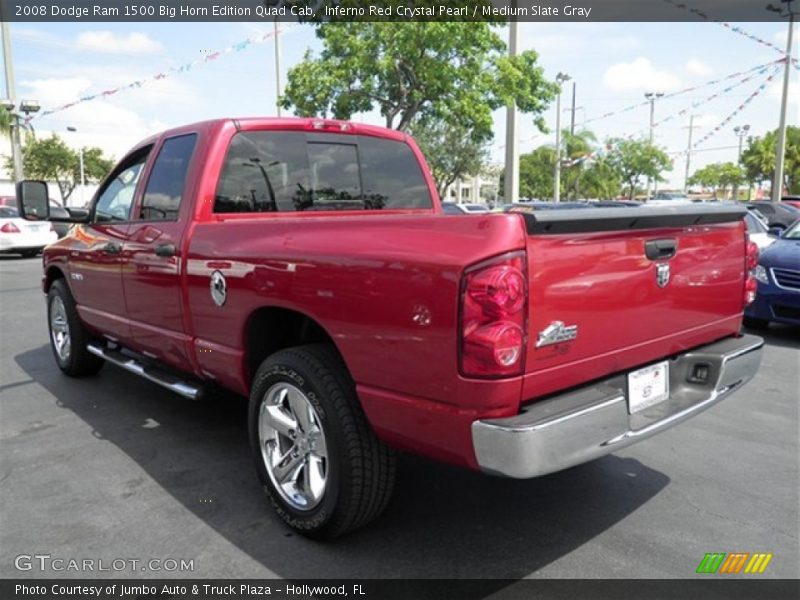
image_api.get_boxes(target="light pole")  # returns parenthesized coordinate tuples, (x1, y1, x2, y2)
(683, 114, 701, 193)
(66, 127, 85, 207)
(554, 72, 571, 203)
(733, 124, 750, 201)
(1, 97, 40, 182)
(504, 19, 519, 204)
(569, 81, 577, 136)
(767, 0, 797, 201)
(274, 19, 282, 117)
(644, 91, 664, 201)
(1, 20, 22, 183)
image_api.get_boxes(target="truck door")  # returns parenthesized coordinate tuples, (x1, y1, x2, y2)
(68, 147, 151, 343)
(123, 133, 198, 373)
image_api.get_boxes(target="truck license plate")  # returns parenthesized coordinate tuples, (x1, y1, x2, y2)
(627, 361, 669, 414)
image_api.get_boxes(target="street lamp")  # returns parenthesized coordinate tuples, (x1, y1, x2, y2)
(733, 124, 751, 160)
(554, 72, 571, 203)
(767, 0, 796, 201)
(644, 91, 664, 201)
(0, 98, 40, 183)
(733, 124, 751, 201)
(66, 127, 85, 207)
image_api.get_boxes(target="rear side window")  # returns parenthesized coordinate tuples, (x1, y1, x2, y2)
(140, 134, 197, 221)
(214, 131, 432, 213)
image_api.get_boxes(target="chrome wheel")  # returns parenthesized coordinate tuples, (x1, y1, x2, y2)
(258, 382, 328, 511)
(50, 296, 71, 363)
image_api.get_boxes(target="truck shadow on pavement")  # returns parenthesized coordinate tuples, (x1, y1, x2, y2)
(743, 323, 800, 350)
(16, 344, 670, 580)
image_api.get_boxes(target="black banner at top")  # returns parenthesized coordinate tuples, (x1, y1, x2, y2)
(0, 0, 797, 22)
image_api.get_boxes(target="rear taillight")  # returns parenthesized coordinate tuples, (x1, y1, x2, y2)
(460, 252, 527, 378)
(0, 222, 20, 233)
(743, 237, 759, 306)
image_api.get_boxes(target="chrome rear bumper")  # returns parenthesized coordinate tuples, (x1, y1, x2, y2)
(472, 334, 764, 479)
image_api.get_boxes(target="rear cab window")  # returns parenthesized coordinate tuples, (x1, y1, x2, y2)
(214, 131, 432, 213)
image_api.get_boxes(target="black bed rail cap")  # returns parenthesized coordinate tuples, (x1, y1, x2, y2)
(516, 204, 748, 235)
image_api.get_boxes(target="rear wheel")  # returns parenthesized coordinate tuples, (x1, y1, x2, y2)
(743, 316, 770, 330)
(248, 344, 395, 538)
(47, 280, 105, 376)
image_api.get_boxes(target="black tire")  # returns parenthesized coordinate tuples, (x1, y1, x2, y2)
(47, 279, 105, 377)
(248, 344, 395, 539)
(743, 316, 770, 330)
(20, 249, 39, 258)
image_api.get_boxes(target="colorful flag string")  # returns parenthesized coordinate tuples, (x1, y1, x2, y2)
(583, 60, 783, 126)
(29, 25, 293, 122)
(661, 0, 789, 57)
(691, 66, 781, 149)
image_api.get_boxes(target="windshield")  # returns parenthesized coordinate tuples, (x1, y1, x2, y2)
(745, 213, 767, 234)
(782, 220, 800, 239)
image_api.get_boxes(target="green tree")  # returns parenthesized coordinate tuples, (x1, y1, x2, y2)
(410, 119, 488, 197)
(281, 23, 557, 143)
(606, 138, 673, 200)
(688, 162, 745, 199)
(741, 126, 800, 194)
(0, 107, 12, 138)
(561, 129, 598, 200)
(581, 157, 623, 200)
(4, 134, 114, 202)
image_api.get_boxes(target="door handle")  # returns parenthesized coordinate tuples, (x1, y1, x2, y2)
(103, 242, 122, 255)
(645, 239, 677, 260)
(154, 243, 176, 258)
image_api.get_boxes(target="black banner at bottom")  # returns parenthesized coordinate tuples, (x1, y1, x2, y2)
(3, 579, 799, 600)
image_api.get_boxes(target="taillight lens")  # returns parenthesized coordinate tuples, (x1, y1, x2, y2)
(460, 252, 527, 378)
(0, 222, 20, 233)
(743, 236, 759, 306)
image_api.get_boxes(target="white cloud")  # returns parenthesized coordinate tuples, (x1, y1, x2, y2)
(602, 58, 682, 93)
(686, 58, 713, 77)
(75, 31, 163, 55)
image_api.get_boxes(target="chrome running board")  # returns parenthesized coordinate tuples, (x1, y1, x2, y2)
(86, 343, 204, 400)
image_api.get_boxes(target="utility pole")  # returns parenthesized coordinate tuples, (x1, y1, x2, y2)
(569, 81, 577, 136)
(554, 72, 571, 203)
(66, 127, 85, 207)
(683, 115, 700, 193)
(274, 19, 282, 117)
(1, 20, 22, 183)
(644, 91, 664, 201)
(504, 20, 519, 204)
(767, 0, 797, 201)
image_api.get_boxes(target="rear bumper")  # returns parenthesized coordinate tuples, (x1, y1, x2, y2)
(472, 334, 763, 478)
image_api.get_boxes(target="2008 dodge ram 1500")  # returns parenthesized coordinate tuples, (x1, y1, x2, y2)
(17, 117, 764, 538)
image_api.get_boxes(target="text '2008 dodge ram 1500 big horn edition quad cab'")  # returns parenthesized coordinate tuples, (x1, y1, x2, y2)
(18, 117, 764, 538)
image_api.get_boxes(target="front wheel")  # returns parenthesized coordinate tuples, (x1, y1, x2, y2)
(47, 280, 105, 376)
(248, 344, 396, 538)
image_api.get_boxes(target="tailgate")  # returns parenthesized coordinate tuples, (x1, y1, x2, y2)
(517, 205, 748, 400)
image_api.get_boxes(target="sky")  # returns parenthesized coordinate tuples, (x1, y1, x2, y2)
(2, 20, 798, 191)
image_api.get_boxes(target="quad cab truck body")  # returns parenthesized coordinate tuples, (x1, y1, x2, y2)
(18, 118, 764, 537)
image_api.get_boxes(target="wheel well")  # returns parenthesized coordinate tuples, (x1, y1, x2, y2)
(44, 266, 65, 292)
(245, 307, 339, 380)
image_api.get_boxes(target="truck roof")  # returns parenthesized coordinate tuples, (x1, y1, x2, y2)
(129, 117, 407, 156)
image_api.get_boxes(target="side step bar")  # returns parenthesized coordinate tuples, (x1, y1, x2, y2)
(87, 343, 204, 400)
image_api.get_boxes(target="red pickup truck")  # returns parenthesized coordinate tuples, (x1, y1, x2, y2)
(18, 117, 763, 538)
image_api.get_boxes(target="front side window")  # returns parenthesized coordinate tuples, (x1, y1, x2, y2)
(214, 132, 432, 213)
(140, 134, 197, 221)
(93, 149, 150, 223)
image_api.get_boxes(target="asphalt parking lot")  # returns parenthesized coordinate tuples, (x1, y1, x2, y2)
(1, 255, 798, 582)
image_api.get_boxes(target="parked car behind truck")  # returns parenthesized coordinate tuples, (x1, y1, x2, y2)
(18, 117, 764, 538)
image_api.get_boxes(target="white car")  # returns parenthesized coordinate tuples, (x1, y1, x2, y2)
(0, 206, 58, 257)
(744, 211, 776, 251)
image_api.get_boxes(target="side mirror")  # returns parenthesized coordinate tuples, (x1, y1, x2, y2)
(16, 180, 49, 220)
(767, 226, 783, 237)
